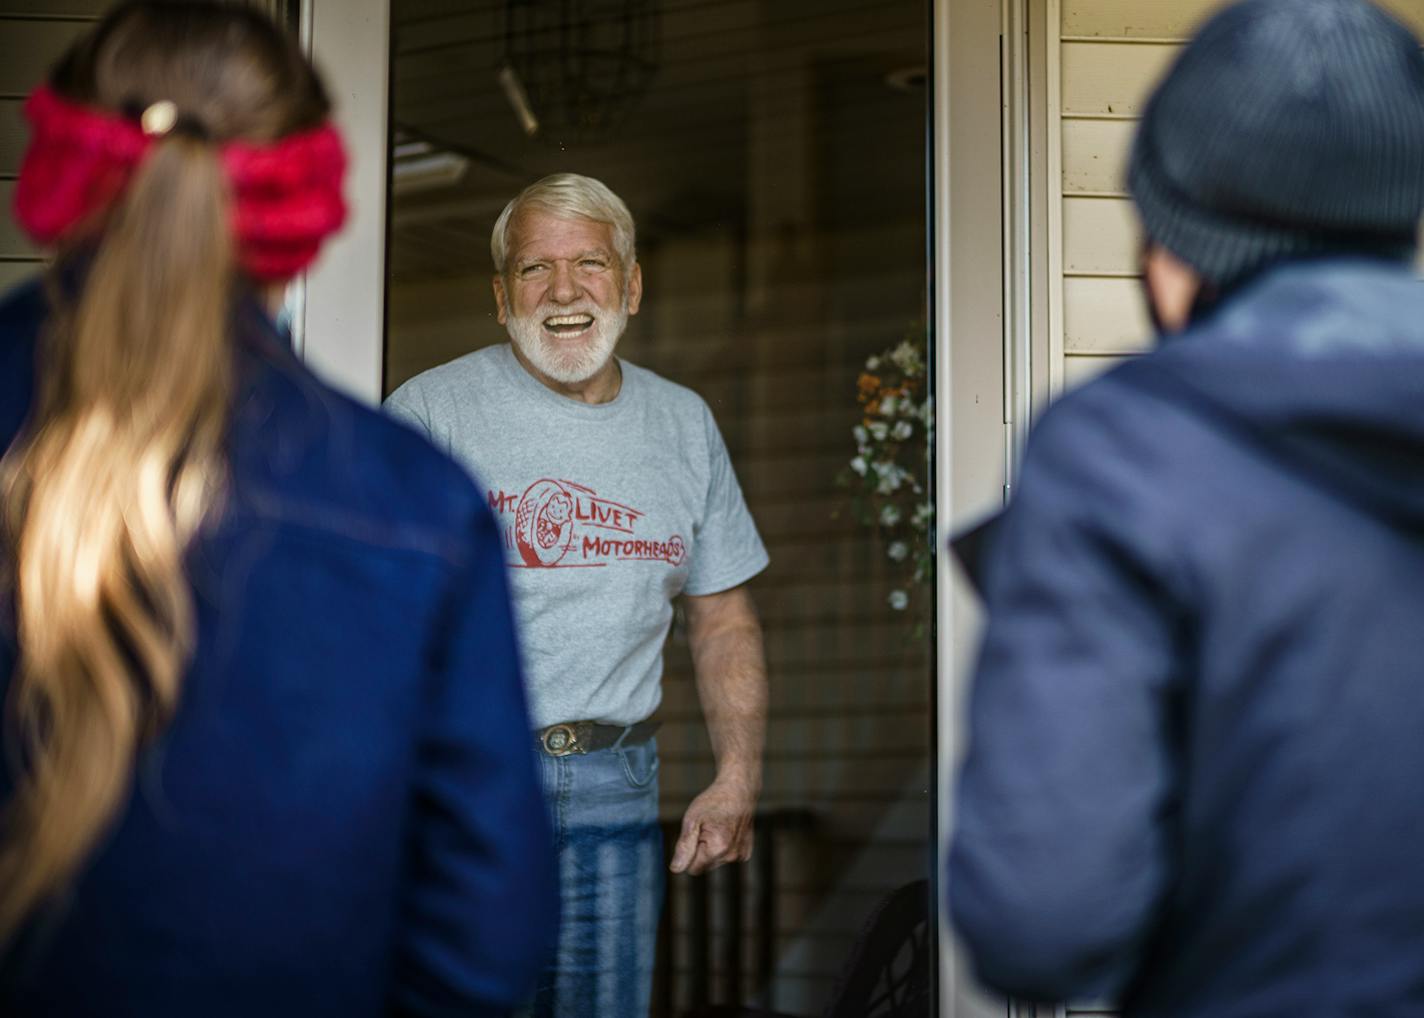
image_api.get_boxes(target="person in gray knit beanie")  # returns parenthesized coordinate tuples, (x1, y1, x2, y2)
(1129, 0, 1424, 330)
(951, 1, 1424, 1015)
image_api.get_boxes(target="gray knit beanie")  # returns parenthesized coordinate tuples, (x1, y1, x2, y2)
(1128, 0, 1424, 287)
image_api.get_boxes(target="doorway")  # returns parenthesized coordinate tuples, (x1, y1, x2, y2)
(385, 1, 933, 1013)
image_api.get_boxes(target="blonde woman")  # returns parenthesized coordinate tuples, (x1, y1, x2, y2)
(0, 4, 555, 1015)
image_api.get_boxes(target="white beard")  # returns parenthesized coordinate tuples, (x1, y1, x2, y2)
(506, 298, 628, 385)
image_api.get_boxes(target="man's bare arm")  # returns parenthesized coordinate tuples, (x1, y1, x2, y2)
(669, 584, 768, 875)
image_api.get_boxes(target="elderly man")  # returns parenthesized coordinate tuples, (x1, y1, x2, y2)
(950, 0, 1424, 1014)
(385, 173, 768, 1018)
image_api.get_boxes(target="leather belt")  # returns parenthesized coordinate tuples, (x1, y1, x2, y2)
(534, 718, 661, 758)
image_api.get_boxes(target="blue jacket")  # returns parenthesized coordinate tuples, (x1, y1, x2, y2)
(950, 259, 1424, 1016)
(0, 277, 557, 1017)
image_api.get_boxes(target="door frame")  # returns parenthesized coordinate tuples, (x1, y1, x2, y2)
(932, 0, 1012, 1013)
(298, 1, 1014, 1013)
(295, 0, 390, 403)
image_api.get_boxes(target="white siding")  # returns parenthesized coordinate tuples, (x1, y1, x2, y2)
(1049, 0, 1167, 397)
(1049, 0, 1424, 398)
(1060, 41, 1177, 116)
(1061, 118, 1133, 195)
(1062, 196, 1138, 275)
(1063, 277, 1151, 355)
(1062, 0, 1223, 38)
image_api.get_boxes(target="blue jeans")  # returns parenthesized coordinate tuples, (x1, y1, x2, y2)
(528, 735, 664, 1018)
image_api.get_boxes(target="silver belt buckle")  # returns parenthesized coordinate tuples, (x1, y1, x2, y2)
(542, 723, 582, 757)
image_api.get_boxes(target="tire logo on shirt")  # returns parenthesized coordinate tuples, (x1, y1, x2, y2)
(514, 479, 577, 567)
(496, 478, 686, 569)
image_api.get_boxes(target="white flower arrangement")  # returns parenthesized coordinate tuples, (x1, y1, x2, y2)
(840, 323, 935, 615)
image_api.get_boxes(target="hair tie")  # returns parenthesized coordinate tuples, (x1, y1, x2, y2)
(119, 97, 213, 142)
(13, 85, 347, 281)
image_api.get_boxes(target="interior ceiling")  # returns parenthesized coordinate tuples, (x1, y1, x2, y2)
(389, 0, 926, 282)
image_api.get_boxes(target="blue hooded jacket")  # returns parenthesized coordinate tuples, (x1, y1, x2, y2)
(950, 258, 1424, 1016)
(0, 277, 558, 1017)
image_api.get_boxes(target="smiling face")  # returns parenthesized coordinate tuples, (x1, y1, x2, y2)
(493, 208, 643, 398)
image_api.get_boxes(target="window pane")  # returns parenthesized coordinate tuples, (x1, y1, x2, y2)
(386, 1, 931, 1012)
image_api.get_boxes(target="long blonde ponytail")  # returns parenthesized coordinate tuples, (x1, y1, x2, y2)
(0, 1, 331, 939)
(0, 133, 233, 939)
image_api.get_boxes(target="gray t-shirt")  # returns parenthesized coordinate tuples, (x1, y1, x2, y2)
(384, 343, 769, 728)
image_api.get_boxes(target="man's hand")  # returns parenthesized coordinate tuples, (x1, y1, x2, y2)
(674, 585, 768, 876)
(669, 777, 757, 875)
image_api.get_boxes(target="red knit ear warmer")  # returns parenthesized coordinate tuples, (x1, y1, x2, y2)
(13, 86, 348, 282)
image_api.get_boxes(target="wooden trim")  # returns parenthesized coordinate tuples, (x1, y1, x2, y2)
(936, 0, 1015, 1012)
(1026, 0, 1054, 416)
(1002, 0, 1033, 475)
(1046, 0, 1065, 399)
(931, 1, 954, 1010)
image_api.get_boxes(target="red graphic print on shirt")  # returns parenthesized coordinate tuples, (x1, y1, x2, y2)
(489, 478, 687, 569)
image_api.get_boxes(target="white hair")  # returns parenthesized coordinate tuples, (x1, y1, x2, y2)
(490, 173, 637, 275)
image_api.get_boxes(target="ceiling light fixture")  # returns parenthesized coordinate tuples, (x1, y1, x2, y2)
(501, 0, 660, 143)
